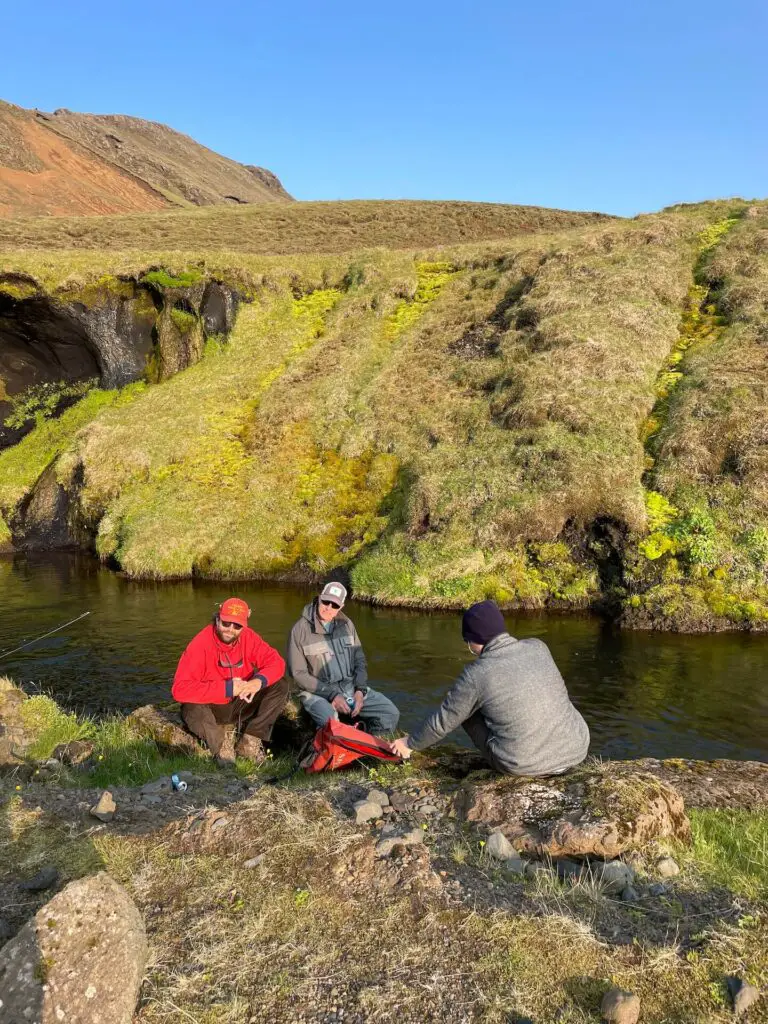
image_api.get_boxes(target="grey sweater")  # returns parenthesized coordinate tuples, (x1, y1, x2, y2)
(408, 633, 590, 776)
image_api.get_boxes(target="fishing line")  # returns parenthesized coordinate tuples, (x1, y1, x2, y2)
(0, 611, 91, 660)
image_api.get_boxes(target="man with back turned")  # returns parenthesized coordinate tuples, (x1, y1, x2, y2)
(391, 600, 589, 775)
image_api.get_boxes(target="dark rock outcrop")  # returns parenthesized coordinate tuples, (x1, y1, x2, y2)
(0, 872, 147, 1024)
(0, 274, 241, 451)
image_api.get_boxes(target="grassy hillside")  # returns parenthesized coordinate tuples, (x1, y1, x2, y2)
(0, 199, 611, 254)
(1, 198, 767, 631)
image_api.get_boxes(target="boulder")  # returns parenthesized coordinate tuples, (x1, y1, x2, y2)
(0, 872, 147, 1024)
(454, 766, 691, 859)
(625, 758, 768, 811)
(601, 987, 640, 1024)
(126, 703, 202, 756)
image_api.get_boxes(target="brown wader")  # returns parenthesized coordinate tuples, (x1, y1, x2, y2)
(181, 677, 289, 755)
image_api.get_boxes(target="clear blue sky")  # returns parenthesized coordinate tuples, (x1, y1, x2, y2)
(3, 0, 765, 216)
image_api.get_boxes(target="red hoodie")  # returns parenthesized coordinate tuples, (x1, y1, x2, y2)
(172, 624, 286, 705)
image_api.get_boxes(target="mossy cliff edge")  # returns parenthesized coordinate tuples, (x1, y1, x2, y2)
(1, 200, 767, 630)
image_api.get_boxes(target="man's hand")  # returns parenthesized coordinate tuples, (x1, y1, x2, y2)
(390, 736, 413, 760)
(350, 689, 365, 718)
(233, 678, 263, 703)
(331, 694, 350, 716)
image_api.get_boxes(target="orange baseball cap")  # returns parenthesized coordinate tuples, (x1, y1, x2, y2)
(219, 597, 251, 627)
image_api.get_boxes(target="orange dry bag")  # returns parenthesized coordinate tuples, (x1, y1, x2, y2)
(303, 718, 403, 773)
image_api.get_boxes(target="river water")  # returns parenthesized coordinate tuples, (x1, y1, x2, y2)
(1, 554, 766, 762)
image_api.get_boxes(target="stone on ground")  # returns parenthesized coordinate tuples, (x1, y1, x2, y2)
(655, 855, 680, 878)
(354, 800, 383, 824)
(90, 790, 117, 822)
(0, 872, 147, 1024)
(455, 766, 691, 858)
(367, 788, 390, 807)
(19, 865, 59, 892)
(593, 860, 635, 894)
(486, 830, 516, 861)
(375, 828, 425, 858)
(601, 987, 641, 1024)
(51, 739, 94, 765)
(727, 976, 762, 1016)
(127, 703, 202, 755)
(503, 853, 526, 875)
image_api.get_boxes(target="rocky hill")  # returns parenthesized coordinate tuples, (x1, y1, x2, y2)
(0, 99, 291, 217)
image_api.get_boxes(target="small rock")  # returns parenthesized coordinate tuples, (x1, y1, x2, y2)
(375, 828, 425, 858)
(211, 816, 229, 831)
(555, 857, 583, 881)
(243, 854, 265, 869)
(417, 803, 439, 817)
(525, 860, 553, 879)
(139, 794, 163, 807)
(648, 882, 667, 896)
(486, 831, 516, 861)
(0, 918, 13, 942)
(354, 800, 383, 824)
(620, 885, 639, 903)
(52, 739, 94, 765)
(89, 790, 116, 822)
(594, 860, 635, 894)
(367, 789, 390, 807)
(503, 853, 526, 875)
(140, 777, 173, 796)
(19, 865, 59, 892)
(727, 976, 762, 1015)
(389, 792, 414, 812)
(656, 856, 680, 878)
(601, 987, 640, 1024)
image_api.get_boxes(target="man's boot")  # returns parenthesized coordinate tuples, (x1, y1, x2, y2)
(216, 726, 237, 767)
(235, 733, 266, 764)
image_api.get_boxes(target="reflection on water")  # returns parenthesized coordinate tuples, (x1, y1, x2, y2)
(1, 554, 766, 762)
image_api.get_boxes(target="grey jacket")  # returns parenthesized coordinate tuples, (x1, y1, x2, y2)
(286, 601, 368, 701)
(408, 633, 590, 776)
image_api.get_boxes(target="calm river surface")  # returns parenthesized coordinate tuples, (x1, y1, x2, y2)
(1, 554, 766, 762)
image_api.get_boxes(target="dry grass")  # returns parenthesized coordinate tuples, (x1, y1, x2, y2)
(2, 782, 766, 1023)
(0, 199, 612, 254)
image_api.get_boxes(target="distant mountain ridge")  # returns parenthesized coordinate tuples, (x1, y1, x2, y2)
(0, 100, 291, 217)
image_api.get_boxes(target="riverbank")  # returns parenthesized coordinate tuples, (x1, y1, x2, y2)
(2, 679, 767, 1022)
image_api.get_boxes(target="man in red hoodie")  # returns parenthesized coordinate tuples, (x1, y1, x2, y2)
(172, 597, 288, 765)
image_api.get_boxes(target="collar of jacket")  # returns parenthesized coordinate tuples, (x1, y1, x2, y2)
(479, 632, 517, 655)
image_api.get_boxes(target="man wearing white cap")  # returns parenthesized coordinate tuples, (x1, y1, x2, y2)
(286, 577, 400, 734)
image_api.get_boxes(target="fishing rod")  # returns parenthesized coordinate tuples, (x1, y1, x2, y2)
(0, 611, 91, 661)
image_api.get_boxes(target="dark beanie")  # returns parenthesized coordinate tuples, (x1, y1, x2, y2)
(461, 600, 506, 646)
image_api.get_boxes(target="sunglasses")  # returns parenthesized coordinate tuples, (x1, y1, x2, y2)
(219, 619, 244, 630)
(320, 600, 341, 610)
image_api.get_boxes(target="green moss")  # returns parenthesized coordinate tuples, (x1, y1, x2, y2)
(56, 275, 136, 307)
(140, 268, 203, 289)
(384, 262, 457, 340)
(0, 279, 38, 301)
(0, 383, 146, 513)
(169, 308, 198, 334)
(3, 378, 98, 430)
